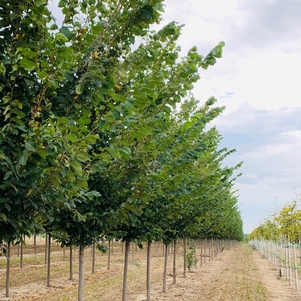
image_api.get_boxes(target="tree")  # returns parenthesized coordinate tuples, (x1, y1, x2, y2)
(1, 1, 244, 300)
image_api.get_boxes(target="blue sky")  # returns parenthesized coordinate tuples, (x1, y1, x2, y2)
(160, 0, 301, 233)
(48, 0, 301, 233)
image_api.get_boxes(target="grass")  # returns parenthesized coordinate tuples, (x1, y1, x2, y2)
(256, 283, 267, 301)
(241, 244, 267, 301)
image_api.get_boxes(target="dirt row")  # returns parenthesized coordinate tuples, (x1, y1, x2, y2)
(1, 243, 301, 300)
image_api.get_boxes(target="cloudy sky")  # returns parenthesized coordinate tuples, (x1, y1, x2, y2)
(161, 0, 301, 233)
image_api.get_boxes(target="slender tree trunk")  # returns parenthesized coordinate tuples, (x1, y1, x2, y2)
(34, 234, 37, 255)
(5, 241, 10, 297)
(69, 245, 73, 280)
(288, 243, 292, 285)
(173, 240, 177, 284)
(204, 238, 207, 264)
(46, 233, 51, 287)
(122, 239, 130, 301)
(44, 233, 47, 265)
(132, 242, 134, 262)
(163, 244, 169, 293)
(78, 245, 85, 301)
(183, 237, 187, 278)
(146, 241, 151, 301)
(200, 239, 203, 266)
(20, 235, 23, 268)
(107, 240, 111, 270)
(208, 238, 211, 261)
(293, 243, 299, 290)
(92, 242, 95, 274)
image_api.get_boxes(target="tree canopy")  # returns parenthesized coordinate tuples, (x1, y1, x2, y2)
(0, 0, 244, 248)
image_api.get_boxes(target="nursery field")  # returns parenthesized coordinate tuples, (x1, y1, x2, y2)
(1, 239, 301, 301)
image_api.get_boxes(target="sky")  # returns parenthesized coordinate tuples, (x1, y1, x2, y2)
(48, 0, 301, 234)
(160, 0, 301, 233)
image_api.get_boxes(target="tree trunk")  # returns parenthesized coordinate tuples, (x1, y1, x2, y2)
(173, 240, 177, 284)
(132, 242, 134, 262)
(122, 239, 130, 301)
(20, 236, 23, 268)
(293, 243, 299, 290)
(78, 245, 85, 301)
(44, 233, 47, 265)
(287, 243, 292, 285)
(69, 245, 73, 280)
(163, 244, 169, 293)
(107, 240, 111, 270)
(183, 237, 187, 278)
(34, 234, 37, 255)
(5, 241, 10, 297)
(46, 233, 51, 287)
(204, 238, 207, 264)
(146, 241, 151, 301)
(92, 242, 95, 274)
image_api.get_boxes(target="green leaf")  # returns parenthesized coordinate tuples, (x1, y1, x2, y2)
(119, 147, 131, 159)
(19, 150, 28, 166)
(25, 142, 36, 152)
(184, 82, 194, 90)
(60, 26, 72, 38)
(112, 94, 126, 103)
(4, 202, 11, 211)
(76, 84, 84, 95)
(50, 172, 60, 189)
(35, 0, 47, 6)
(36, 147, 47, 158)
(70, 160, 83, 176)
(4, 171, 13, 180)
(20, 58, 36, 71)
(75, 151, 89, 162)
(57, 117, 69, 124)
(77, 179, 88, 189)
(85, 134, 99, 144)
(0, 212, 7, 222)
(133, 91, 148, 103)
(65, 170, 76, 182)
(66, 133, 78, 143)
(142, 125, 152, 135)
(21, 48, 38, 58)
(0, 63, 6, 74)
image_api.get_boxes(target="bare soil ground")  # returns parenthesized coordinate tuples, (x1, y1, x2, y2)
(1, 242, 301, 301)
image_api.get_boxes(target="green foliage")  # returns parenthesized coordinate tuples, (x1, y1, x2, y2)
(185, 243, 198, 271)
(0, 0, 243, 254)
(248, 197, 301, 243)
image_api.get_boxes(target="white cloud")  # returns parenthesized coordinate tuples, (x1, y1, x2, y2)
(242, 144, 290, 159)
(280, 130, 301, 140)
